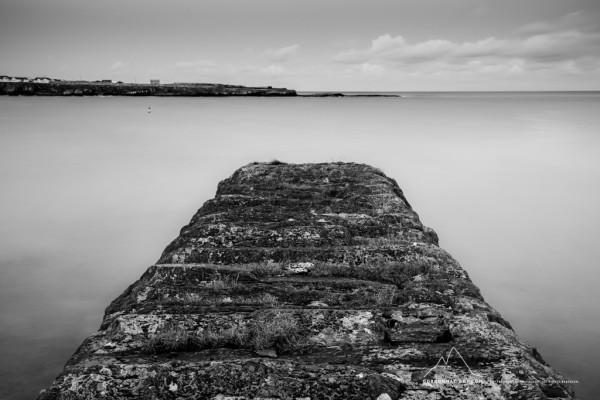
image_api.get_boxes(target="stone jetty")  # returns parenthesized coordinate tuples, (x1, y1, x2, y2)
(39, 162, 574, 399)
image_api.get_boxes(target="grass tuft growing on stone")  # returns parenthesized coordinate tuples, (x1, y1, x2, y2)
(370, 285, 397, 307)
(308, 258, 435, 286)
(143, 312, 311, 355)
(247, 312, 310, 353)
(206, 271, 240, 288)
(268, 159, 286, 165)
(246, 261, 285, 277)
(144, 324, 197, 353)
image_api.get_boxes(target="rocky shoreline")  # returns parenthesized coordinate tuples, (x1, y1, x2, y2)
(300, 93, 400, 97)
(38, 162, 574, 399)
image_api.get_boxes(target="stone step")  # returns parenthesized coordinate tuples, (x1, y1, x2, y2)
(158, 242, 443, 264)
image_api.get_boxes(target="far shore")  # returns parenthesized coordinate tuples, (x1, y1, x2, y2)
(0, 76, 401, 98)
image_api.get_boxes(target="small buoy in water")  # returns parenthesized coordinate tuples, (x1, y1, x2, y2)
(147, 106, 151, 113)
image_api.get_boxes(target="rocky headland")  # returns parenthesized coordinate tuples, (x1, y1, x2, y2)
(0, 79, 296, 97)
(39, 162, 574, 399)
(0, 76, 402, 97)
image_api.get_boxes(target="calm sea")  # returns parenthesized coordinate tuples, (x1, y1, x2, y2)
(1, 93, 599, 399)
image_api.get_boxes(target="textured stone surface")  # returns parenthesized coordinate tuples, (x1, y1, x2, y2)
(39, 162, 574, 399)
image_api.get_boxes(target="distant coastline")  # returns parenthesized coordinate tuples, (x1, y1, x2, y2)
(0, 76, 296, 97)
(0, 75, 407, 98)
(1, 77, 593, 98)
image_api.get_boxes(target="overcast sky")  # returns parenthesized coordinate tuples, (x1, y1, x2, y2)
(1, 0, 599, 90)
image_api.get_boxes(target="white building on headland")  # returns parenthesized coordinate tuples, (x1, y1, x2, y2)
(0, 76, 52, 83)
(0, 76, 29, 82)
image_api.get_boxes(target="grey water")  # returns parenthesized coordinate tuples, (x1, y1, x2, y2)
(1, 92, 599, 399)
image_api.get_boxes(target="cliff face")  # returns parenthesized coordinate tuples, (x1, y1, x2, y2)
(0, 82, 296, 96)
(39, 162, 574, 399)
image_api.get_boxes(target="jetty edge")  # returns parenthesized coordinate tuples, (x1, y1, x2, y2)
(38, 161, 575, 399)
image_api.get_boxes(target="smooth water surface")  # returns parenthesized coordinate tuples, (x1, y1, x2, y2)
(1, 93, 599, 399)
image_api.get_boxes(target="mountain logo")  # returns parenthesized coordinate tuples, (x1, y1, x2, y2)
(423, 347, 482, 378)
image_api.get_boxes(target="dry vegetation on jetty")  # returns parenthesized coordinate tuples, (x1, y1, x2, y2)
(39, 162, 574, 399)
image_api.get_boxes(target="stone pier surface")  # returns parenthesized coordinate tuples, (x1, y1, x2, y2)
(39, 162, 574, 399)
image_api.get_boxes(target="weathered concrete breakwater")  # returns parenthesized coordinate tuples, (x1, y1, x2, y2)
(39, 162, 574, 399)
(0, 81, 296, 96)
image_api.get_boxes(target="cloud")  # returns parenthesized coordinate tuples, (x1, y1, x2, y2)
(151, 59, 296, 87)
(159, 60, 234, 82)
(173, 60, 215, 69)
(335, 32, 600, 67)
(333, 13, 600, 77)
(109, 61, 128, 71)
(261, 44, 300, 62)
(260, 65, 286, 76)
(161, 50, 298, 84)
(515, 10, 600, 36)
